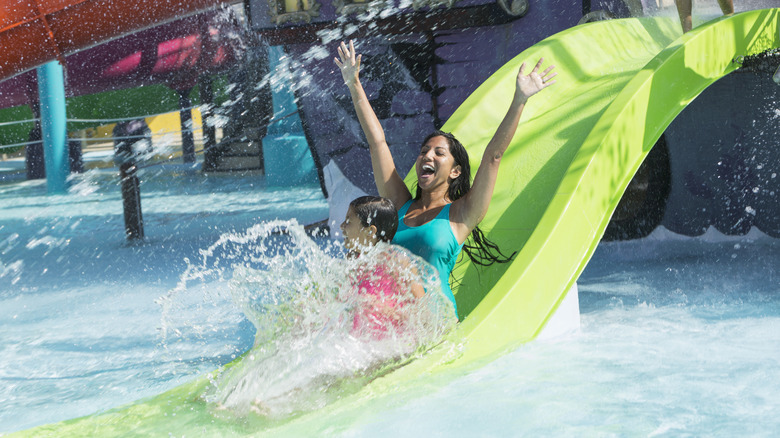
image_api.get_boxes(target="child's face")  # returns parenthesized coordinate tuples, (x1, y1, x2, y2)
(340, 206, 374, 251)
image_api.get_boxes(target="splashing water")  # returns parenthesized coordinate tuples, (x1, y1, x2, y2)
(160, 219, 457, 418)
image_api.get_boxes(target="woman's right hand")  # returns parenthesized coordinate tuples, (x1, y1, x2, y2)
(515, 58, 556, 103)
(334, 40, 362, 87)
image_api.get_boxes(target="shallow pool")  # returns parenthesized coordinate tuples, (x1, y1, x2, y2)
(0, 167, 328, 432)
(1, 168, 778, 435)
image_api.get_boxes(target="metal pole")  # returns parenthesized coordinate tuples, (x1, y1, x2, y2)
(120, 161, 144, 240)
(36, 61, 69, 193)
(199, 76, 218, 169)
(178, 89, 196, 163)
(25, 99, 45, 179)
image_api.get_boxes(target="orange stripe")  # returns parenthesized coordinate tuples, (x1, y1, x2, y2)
(30, 0, 65, 65)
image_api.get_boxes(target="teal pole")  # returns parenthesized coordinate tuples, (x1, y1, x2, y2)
(37, 61, 69, 193)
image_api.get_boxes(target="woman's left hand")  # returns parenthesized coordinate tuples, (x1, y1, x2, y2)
(515, 58, 556, 102)
(335, 40, 362, 87)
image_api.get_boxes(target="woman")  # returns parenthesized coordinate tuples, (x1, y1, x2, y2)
(335, 40, 556, 316)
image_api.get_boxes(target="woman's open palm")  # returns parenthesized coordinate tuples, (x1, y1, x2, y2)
(516, 58, 557, 101)
(335, 40, 361, 86)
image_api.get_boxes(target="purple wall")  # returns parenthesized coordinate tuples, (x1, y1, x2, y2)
(271, 0, 626, 196)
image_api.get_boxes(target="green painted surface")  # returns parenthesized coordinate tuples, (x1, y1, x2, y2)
(0, 106, 35, 154)
(0, 80, 235, 154)
(65, 85, 184, 131)
(11, 10, 779, 436)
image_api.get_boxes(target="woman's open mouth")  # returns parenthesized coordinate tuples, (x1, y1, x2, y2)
(420, 164, 435, 180)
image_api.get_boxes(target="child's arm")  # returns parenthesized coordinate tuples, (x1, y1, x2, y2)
(410, 282, 425, 299)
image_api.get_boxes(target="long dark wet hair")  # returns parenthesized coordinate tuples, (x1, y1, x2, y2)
(414, 130, 516, 267)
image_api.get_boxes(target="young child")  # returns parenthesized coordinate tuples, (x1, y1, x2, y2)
(211, 197, 453, 417)
(340, 196, 425, 338)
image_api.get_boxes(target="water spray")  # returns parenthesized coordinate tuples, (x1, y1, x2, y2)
(734, 47, 780, 85)
(776, 28, 780, 85)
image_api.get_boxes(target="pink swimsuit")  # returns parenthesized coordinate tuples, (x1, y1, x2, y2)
(351, 265, 404, 339)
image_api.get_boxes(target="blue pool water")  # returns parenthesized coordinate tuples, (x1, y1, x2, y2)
(1, 167, 779, 435)
(0, 167, 328, 431)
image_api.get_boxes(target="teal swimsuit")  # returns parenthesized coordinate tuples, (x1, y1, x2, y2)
(393, 200, 463, 317)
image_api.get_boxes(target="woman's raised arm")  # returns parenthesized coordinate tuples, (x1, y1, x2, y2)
(335, 40, 412, 209)
(451, 58, 557, 241)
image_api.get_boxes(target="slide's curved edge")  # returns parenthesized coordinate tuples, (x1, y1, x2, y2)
(11, 11, 780, 437)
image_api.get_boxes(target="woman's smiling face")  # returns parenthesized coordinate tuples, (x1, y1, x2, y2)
(416, 135, 461, 192)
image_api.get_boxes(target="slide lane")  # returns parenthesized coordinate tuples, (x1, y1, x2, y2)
(446, 9, 779, 365)
(13, 10, 780, 437)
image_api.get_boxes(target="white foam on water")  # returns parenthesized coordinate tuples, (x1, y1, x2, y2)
(161, 220, 457, 418)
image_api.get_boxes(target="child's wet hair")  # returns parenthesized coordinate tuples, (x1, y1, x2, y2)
(349, 196, 398, 242)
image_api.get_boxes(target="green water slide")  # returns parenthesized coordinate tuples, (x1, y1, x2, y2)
(442, 9, 779, 360)
(13, 10, 779, 437)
